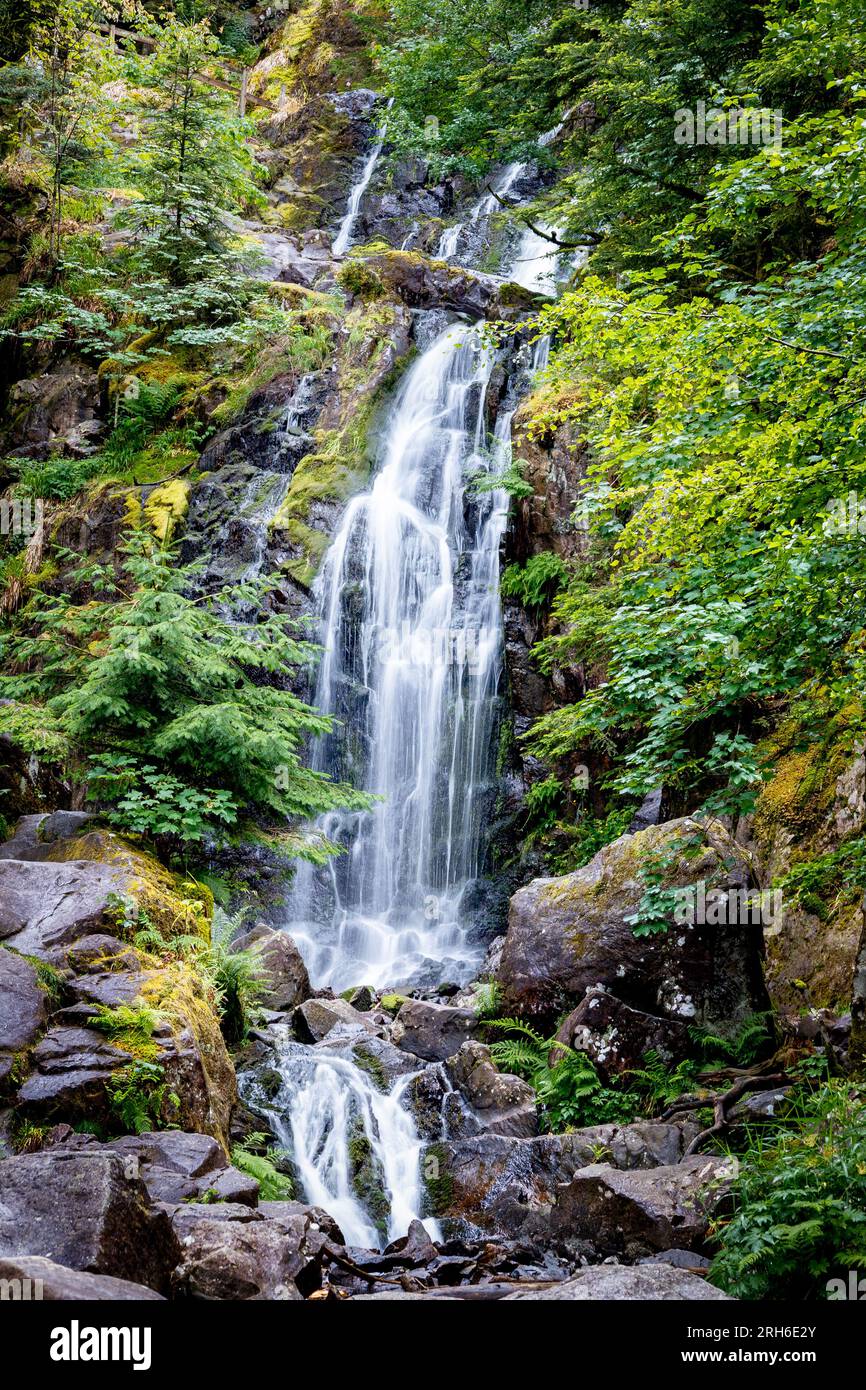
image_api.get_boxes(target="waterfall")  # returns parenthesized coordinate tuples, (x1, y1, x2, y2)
(287, 320, 508, 992)
(254, 149, 555, 1249)
(239, 1031, 440, 1248)
(332, 98, 394, 256)
(436, 160, 525, 264)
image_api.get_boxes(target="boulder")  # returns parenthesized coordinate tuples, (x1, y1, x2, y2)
(0, 1151, 179, 1292)
(234, 923, 310, 1012)
(392, 999, 478, 1062)
(444, 1042, 537, 1138)
(16, 1022, 138, 1120)
(427, 1121, 701, 1240)
(292, 996, 377, 1043)
(3, 361, 102, 457)
(498, 817, 768, 1031)
(0, 859, 126, 959)
(555, 986, 690, 1080)
(551, 1156, 732, 1256)
(359, 248, 541, 321)
(170, 1203, 331, 1300)
(503, 1264, 733, 1300)
(0, 1255, 165, 1300)
(0, 948, 48, 1086)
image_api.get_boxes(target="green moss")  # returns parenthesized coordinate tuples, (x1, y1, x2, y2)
(144, 478, 190, 544)
(348, 1123, 390, 1237)
(421, 1142, 454, 1217)
(352, 1044, 387, 1092)
(380, 993, 408, 1015)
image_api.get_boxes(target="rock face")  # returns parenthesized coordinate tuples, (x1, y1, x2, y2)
(427, 1121, 701, 1240)
(0, 1151, 180, 1292)
(0, 949, 47, 1087)
(550, 1156, 732, 1257)
(497, 817, 768, 1032)
(2, 361, 102, 458)
(555, 986, 691, 1080)
(0, 1255, 165, 1300)
(444, 1042, 537, 1138)
(170, 1202, 331, 1300)
(0, 859, 127, 959)
(234, 924, 310, 1012)
(48, 1130, 259, 1207)
(503, 1264, 733, 1300)
(392, 999, 479, 1062)
(293, 996, 378, 1043)
(356, 248, 541, 321)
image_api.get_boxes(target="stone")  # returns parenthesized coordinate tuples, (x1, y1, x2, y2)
(16, 1023, 136, 1120)
(170, 1204, 331, 1300)
(444, 1041, 537, 1138)
(391, 999, 478, 1062)
(3, 361, 101, 457)
(0, 948, 48, 1086)
(234, 923, 310, 1012)
(550, 1156, 732, 1256)
(503, 1264, 733, 1300)
(0, 859, 126, 960)
(0, 1255, 165, 1300)
(555, 986, 691, 1080)
(427, 1122, 701, 1240)
(497, 816, 768, 1031)
(292, 996, 377, 1043)
(0, 1151, 179, 1292)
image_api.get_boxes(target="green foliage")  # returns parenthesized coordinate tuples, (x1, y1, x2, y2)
(202, 908, 268, 1046)
(710, 1085, 866, 1300)
(549, 807, 634, 875)
(484, 1016, 636, 1132)
(0, 534, 371, 848)
(89, 1003, 162, 1060)
(689, 1013, 776, 1068)
(472, 980, 502, 1020)
(500, 552, 567, 610)
(230, 1133, 294, 1201)
(105, 1058, 179, 1135)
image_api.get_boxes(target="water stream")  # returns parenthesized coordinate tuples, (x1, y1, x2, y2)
(332, 98, 394, 256)
(248, 141, 566, 1248)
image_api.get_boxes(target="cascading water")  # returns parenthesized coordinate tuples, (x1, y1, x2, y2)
(249, 143, 566, 1248)
(288, 320, 505, 992)
(332, 98, 394, 256)
(239, 1030, 439, 1247)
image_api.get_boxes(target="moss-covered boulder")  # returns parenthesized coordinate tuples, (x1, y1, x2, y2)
(497, 816, 769, 1031)
(752, 707, 866, 1013)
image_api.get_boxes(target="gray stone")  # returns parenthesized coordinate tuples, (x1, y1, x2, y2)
(0, 1254, 165, 1300)
(0, 859, 126, 960)
(444, 1041, 537, 1138)
(0, 1151, 179, 1292)
(293, 996, 377, 1043)
(234, 923, 310, 1012)
(0, 948, 48, 1084)
(551, 1156, 733, 1255)
(392, 999, 478, 1061)
(503, 1264, 733, 1300)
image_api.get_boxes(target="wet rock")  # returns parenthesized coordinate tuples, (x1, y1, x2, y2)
(426, 1122, 700, 1240)
(555, 986, 691, 1080)
(550, 1156, 732, 1256)
(358, 248, 541, 321)
(293, 996, 378, 1043)
(346, 985, 375, 1011)
(503, 1264, 733, 1300)
(0, 1151, 179, 1292)
(234, 923, 311, 1012)
(2, 361, 102, 458)
(0, 949, 48, 1087)
(392, 999, 479, 1062)
(0, 1255, 165, 1300)
(497, 816, 768, 1032)
(0, 859, 126, 960)
(170, 1203, 330, 1300)
(444, 1041, 537, 1138)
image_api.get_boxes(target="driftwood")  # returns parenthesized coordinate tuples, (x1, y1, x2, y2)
(662, 1071, 790, 1158)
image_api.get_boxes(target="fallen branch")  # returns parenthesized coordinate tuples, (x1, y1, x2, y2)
(681, 1072, 789, 1157)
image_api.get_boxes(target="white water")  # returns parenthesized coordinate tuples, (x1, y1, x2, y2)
(239, 1032, 440, 1248)
(332, 98, 394, 256)
(436, 160, 526, 263)
(261, 147, 560, 1249)
(288, 320, 508, 992)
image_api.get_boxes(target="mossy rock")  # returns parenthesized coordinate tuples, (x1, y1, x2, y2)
(44, 830, 212, 945)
